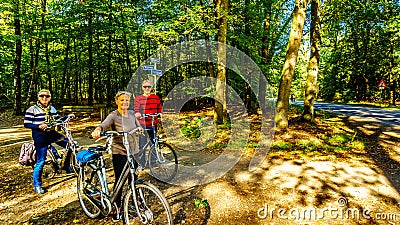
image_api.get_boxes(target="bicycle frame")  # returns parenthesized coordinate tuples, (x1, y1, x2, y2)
(91, 130, 145, 221)
(43, 114, 79, 175)
(142, 113, 166, 163)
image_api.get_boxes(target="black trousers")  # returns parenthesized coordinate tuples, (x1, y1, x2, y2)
(112, 154, 137, 208)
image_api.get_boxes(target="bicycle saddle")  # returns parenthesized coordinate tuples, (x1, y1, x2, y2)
(88, 146, 107, 152)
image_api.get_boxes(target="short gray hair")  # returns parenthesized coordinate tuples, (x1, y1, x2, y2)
(142, 80, 153, 86)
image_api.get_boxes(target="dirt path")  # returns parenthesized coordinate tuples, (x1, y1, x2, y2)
(1, 116, 400, 225)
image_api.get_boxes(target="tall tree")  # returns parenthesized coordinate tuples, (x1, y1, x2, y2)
(41, 0, 52, 93)
(275, 0, 309, 130)
(87, 11, 94, 105)
(12, 0, 22, 115)
(301, 0, 321, 122)
(214, 0, 228, 123)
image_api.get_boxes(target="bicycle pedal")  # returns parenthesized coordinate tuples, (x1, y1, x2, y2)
(135, 179, 145, 184)
(136, 165, 144, 173)
(90, 192, 101, 199)
(53, 163, 61, 171)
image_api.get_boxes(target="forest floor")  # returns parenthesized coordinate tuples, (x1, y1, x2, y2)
(0, 105, 400, 225)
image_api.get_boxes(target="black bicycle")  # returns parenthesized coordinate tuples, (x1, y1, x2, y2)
(76, 129, 172, 224)
(39, 114, 80, 178)
(139, 113, 178, 183)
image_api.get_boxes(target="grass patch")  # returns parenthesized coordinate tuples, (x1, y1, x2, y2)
(272, 140, 292, 150)
(174, 104, 378, 163)
(350, 140, 365, 150)
(296, 139, 321, 152)
(322, 133, 350, 145)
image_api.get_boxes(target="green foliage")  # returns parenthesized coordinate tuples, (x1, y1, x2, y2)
(180, 115, 205, 139)
(319, 0, 400, 102)
(1, 0, 399, 113)
(193, 199, 208, 208)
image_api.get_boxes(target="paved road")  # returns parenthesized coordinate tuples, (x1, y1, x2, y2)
(293, 101, 400, 126)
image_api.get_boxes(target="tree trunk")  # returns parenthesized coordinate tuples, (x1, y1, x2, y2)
(42, 0, 52, 94)
(120, 10, 132, 82)
(275, 0, 309, 130)
(13, 0, 22, 116)
(198, 0, 215, 79)
(214, 0, 228, 124)
(136, 35, 141, 68)
(389, 44, 396, 106)
(88, 12, 94, 105)
(123, 33, 132, 80)
(60, 37, 70, 102)
(45, 42, 52, 93)
(74, 39, 79, 105)
(106, 28, 113, 106)
(205, 35, 215, 78)
(24, 39, 40, 110)
(302, 0, 321, 122)
(260, 1, 273, 112)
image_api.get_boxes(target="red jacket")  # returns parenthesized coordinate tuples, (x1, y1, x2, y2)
(134, 94, 162, 127)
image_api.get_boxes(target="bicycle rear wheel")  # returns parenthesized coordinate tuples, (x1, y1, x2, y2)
(123, 182, 172, 225)
(149, 142, 178, 183)
(69, 150, 79, 175)
(77, 163, 103, 218)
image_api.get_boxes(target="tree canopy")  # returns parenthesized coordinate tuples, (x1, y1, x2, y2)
(0, 0, 398, 117)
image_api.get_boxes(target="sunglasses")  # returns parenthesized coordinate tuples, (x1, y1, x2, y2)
(143, 86, 152, 89)
(39, 94, 51, 98)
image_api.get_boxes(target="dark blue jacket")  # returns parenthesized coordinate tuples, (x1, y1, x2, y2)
(24, 105, 64, 148)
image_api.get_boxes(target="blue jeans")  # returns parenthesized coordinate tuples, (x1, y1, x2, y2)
(33, 139, 68, 187)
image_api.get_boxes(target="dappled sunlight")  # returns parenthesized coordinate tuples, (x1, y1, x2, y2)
(1, 106, 399, 224)
(203, 182, 244, 212)
(0, 175, 77, 223)
(358, 126, 378, 135)
(226, 157, 400, 224)
(0, 161, 21, 171)
(0, 129, 31, 146)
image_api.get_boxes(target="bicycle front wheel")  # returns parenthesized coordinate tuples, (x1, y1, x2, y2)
(42, 150, 57, 179)
(149, 142, 178, 183)
(77, 163, 103, 218)
(123, 182, 172, 225)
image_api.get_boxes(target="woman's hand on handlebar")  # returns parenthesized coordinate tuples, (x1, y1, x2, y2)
(132, 127, 144, 135)
(91, 127, 102, 139)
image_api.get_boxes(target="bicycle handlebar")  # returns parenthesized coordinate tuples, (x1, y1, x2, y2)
(103, 127, 142, 136)
(92, 127, 143, 141)
(141, 113, 161, 119)
(45, 114, 75, 129)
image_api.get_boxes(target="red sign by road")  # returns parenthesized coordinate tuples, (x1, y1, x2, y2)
(377, 79, 387, 89)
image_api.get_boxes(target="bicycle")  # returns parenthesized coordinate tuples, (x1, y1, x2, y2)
(138, 113, 178, 183)
(39, 114, 80, 178)
(76, 129, 173, 224)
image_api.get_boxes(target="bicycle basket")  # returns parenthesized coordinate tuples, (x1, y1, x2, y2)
(76, 150, 100, 163)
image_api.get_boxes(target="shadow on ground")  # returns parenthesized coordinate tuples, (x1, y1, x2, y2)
(1, 113, 400, 225)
